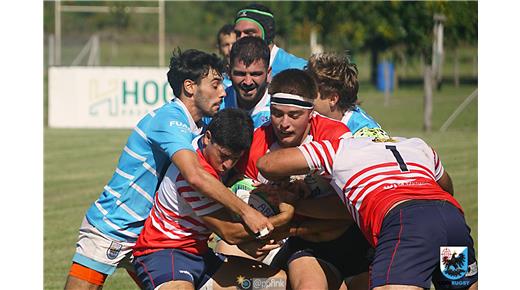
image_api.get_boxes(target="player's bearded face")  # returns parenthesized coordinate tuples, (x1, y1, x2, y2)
(270, 104, 313, 148)
(194, 69, 226, 117)
(231, 60, 270, 108)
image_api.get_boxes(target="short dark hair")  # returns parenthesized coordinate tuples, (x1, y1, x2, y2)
(306, 53, 359, 111)
(167, 48, 224, 97)
(268, 69, 319, 101)
(217, 23, 236, 46)
(207, 108, 254, 153)
(230, 36, 270, 68)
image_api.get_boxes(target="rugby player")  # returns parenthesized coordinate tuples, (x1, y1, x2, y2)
(234, 3, 307, 77)
(305, 52, 381, 134)
(64, 49, 273, 290)
(217, 69, 371, 290)
(132, 108, 291, 290)
(257, 128, 478, 290)
(204, 36, 272, 129)
(216, 23, 236, 88)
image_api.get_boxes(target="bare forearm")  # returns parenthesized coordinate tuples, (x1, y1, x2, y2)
(269, 218, 351, 242)
(295, 195, 352, 220)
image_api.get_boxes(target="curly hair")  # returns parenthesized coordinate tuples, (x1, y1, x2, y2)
(306, 52, 359, 111)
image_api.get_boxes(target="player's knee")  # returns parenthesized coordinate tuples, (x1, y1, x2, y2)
(273, 268, 287, 282)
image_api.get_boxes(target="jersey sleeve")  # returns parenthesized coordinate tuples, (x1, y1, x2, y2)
(430, 146, 445, 180)
(147, 108, 195, 159)
(298, 139, 341, 176)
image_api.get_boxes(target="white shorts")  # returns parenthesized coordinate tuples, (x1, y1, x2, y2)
(72, 217, 135, 275)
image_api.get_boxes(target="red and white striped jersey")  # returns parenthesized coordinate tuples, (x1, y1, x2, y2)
(237, 111, 351, 183)
(298, 137, 463, 246)
(133, 146, 223, 257)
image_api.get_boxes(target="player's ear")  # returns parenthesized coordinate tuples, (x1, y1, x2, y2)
(329, 92, 340, 108)
(183, 79, 197, 97)
(203, 130, 213, 146)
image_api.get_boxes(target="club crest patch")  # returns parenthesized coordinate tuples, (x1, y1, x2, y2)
(106, 241, 122, 260)
(440, 246, 468, 280)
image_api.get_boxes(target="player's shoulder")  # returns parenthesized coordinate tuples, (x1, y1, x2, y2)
(153, 99, 190, 122)
(275, 47, 307, 67)
(311, 112, 351, 139)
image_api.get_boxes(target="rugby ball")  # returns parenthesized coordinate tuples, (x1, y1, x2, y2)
(230, 178, 279, 218)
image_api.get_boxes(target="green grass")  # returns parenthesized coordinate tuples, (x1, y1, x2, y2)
(44, 83, 477, 289)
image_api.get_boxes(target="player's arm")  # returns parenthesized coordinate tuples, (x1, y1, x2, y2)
(199, 202, 294, 245)
(267, 218, 351, 243)
(256, 147, 311, 180)
(172, 149, 273, 234)
(437, 170, 454, 195)
(295, 195, 352, 220)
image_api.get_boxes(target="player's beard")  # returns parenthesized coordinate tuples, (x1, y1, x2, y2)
(236, 81, 268, 110)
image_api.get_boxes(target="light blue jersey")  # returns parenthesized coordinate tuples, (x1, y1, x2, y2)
(223, 73, 232, 89)
(85, 98, 202, 242)
(341, 105, 381, 135)
(203, 86, 271, 129)
(270, 45, 307, 77)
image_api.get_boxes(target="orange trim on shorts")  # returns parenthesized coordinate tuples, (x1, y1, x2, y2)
(69, 262, 107, 286)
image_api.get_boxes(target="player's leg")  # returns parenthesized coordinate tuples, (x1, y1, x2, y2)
(215, 238, 259, 260)
(345, 271, 370, 290)
(372, 286, 422, 290)
(203, 254, 286, 290)
(65, 263, 105, 290)
(154, 280, 195, 290)
(288, 255, 344, 290)
(65, 217, 134, 290)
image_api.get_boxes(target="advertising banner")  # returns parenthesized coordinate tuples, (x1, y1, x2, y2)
(49, 67, 174, 128)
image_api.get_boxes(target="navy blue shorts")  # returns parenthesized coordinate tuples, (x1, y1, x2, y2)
(272, 225, 373, 278)
(133, 248, 225, 290)
(370, 200, 478, 289)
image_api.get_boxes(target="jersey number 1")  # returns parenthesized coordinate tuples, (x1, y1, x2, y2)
(385, 145, 409, 172)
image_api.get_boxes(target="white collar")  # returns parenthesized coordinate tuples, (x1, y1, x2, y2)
(248, 89, 270, 116)
(269, 44, 279, 68)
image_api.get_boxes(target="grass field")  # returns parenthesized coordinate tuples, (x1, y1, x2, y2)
(44, 83, 477, 289)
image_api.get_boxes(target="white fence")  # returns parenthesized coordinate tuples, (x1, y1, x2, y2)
(49, 67, 173, 128)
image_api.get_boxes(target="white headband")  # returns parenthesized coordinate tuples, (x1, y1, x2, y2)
(270, 93, 314, 109)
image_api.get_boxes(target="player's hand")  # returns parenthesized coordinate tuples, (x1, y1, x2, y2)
(277, 202, 295, 224)
(237, 240, 280, 258)
(240, 206, 274, 237)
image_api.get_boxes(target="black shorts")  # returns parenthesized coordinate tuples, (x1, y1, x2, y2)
(370, 200, 478, 289)
(271, 224, 373, 278)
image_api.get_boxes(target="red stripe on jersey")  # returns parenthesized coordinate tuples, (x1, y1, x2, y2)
(407, 162, 435, 179)
(192, 201, 217, 212)
(433, 148, 440, 168)
(308, 142, 328, 174)
(150, 209, 189, 238)
(176, 174, 185, 182)
(178, 186, 193, 194)
(183, 196, 201, 202)
(321, 140, 335, 172)
(302, 144, 319, 171)
(154, 195, 208, 228)
(342, 162, 397, 193)
(348, 169, 409, 202)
